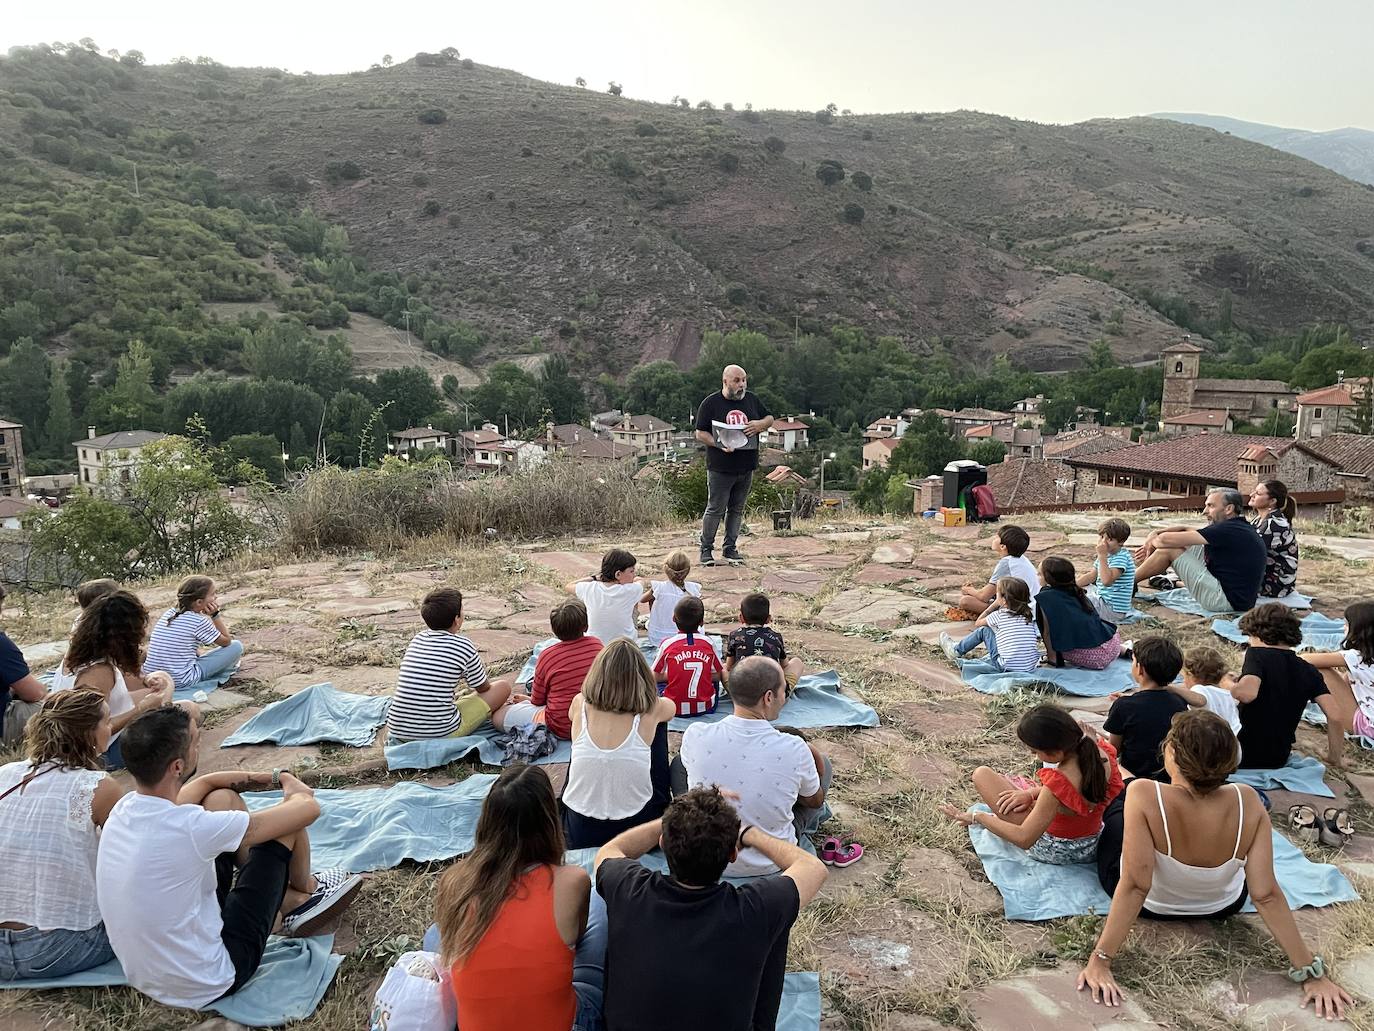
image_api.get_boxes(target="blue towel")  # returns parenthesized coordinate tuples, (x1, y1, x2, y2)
(222, 683, 391, 748)
(968, 806, 1358, 920)
(1211, 611, 1345, 652)
(962, 658, 1133, 697)
(244, 778, 495, 872)
(175, 666, 239, 700)
(1301, 702, 1374, 750)
(0, 935, 342, 1026)
(1112, 607, 1154, 625)
(668, 670, 878, 731)
(777, 972, 822, 1031)
(1229, 754, 1335, 798)
(1152, 587, 1313, 617)
(385, 725, 573, 770)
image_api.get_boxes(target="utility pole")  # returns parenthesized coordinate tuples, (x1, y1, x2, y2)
(132, 163, 139, 198)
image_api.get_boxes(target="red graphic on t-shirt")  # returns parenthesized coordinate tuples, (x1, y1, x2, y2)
(725, 409, 747, 425)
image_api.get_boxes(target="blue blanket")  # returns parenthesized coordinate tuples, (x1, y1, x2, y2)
(1211, 611, 1345, 652)
(968, 806, 1358, 920)
(1152, 587, 1313, 617)
(962, 658, 1134, 697)
(385, 725, 572, 770)
(245, 778, 496, 872)
(0, 934, 342, 1026)
(777, 972, 822, 1031)
(1229, 754, 1335, 798)
(668, 670, 878, 731)
(223, 683, 391, 748)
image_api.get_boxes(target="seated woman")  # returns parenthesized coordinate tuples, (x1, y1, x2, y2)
(143, 576, 243, 690)
(1249, 479, 1299, 600)
(1036, 557, 1122, 670)
(561, 639, 675, 850)
(940, 704, 1123, 864)
(50, 590, 200, 770)
(1081, 709, 1353, 1018)
(0, 690, 124, 980)
(432, 763, 605, 1031)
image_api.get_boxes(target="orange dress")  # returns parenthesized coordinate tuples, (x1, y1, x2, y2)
(449, 866, 575, 1031)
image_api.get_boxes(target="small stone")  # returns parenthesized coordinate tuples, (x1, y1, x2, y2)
(872, 541, 915, 564)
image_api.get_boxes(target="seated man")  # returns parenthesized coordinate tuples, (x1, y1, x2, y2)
(675, 656, 829, 876)
(1133, 489, 1266, 613)
(0, 585, 48, 749)
(96, 707, 362, 1009)
(594, 787, 827, 1031)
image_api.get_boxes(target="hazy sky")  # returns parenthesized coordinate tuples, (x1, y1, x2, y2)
(6, 0, 1372, 130)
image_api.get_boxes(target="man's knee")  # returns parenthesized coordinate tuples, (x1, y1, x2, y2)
(203, 787, 247, 813)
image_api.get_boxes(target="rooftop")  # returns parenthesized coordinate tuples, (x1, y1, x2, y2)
(1296, 385, 1357, 407)
(948, 407, 1013, 422)
(1162, 339, 1205, 354)
(0, 496, 36, 520)
(0, 419, 22, 431)
(391, 426, 452, 440)
(74, 430, 166, 451)
(1042, 428, 1135, 460)
(460, 429, 505, 446)
(1066, 432, 1339, 482)
(1193, 377, 1293, 394)
(1162, 409, 1231, 427)
(1304, 433, 1374, 479)
(771, 419, 810, 431)
(616, 414, 674, 433)
(986, 459, 1079, 509)
(869, 437, 901, 451)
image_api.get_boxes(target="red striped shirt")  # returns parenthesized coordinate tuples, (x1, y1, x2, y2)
(531, 635, 603, 739)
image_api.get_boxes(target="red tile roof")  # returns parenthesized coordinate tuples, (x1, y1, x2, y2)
(770, 420, 810, 431)
(1162, 409, 1230, 427)
(1193, 378, 1292, 395)
(986, 459, 1080, 509)
(872, 437, 901, 451)
(1302, 433, 1374, 478)
(1043, 429, 1135, 460)
(1295, 385, 1356, 407)
(1162, 340, 1205, 354)
(1066, 433, 1340, 482)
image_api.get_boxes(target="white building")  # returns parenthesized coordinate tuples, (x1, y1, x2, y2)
(610, 414, 675, 454)
(389, 425, 453, 458)
(74, 429, 166, 495)
(0, 496, 36, 531)
(762, 418, 811, 452)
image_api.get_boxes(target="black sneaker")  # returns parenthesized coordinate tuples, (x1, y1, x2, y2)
(281, 869, 363, 936)
(723, 549, 746, 564)
(1147, 575, 1178, 591)
(699, 552, 718, 567)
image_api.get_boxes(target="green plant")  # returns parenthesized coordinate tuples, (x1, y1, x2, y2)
(717, 151, 740, 173)
(841, 203, 865, 224)
(422, 199, 441, 216)
(816, 160, 845, 186)
(852, 171, 873, 192)
(417, 108, 447, 125)
(634, 121, 658, 136)
(763, 136, 785, 155)
(324, 160, 363, 184)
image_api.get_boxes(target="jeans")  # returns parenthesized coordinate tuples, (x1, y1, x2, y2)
(1, 697, 43, 749)
(700, 469, 753, 555)
(195, 639, 245, 682)
(957, 625, 999, 662)
(669, 753, 834, 848)
(0, 923, 114, 981)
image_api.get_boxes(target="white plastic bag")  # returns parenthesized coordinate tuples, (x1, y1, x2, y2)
(369, 951, 456, 1031)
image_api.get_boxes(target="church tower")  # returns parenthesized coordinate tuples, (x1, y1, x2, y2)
(1160, 338, 1203, 420)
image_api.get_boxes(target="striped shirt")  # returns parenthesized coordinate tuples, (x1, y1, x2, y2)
(987, 608, 1041, 673)
(1095, 548, 1136, 615)
(387, 630, 489, 739)
(144, 610, 220, 687)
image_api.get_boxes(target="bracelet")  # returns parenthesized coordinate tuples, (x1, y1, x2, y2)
(737, 825, 751, 849)
(1288, 955, 1326, 983)
(1094, 949, 1113, 963)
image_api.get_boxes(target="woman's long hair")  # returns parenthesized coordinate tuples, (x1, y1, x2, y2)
(434, 764, 565, 964)
(1262, 479, 1296, 521)
(1017, 704, 1108, 804)
(1343, 601, 1374, 667)
(23, 689, 107, 772)
(1040, 556, 1095, 614)
(65, 590, 148, 675)
(581, 638, 658, 714)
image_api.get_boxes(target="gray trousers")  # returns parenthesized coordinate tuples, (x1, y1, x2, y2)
(700, 469, 753, 554)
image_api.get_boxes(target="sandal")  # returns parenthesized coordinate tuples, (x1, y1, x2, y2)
(1319, 808, 1354, 848)
(820, 838, 865, 868)
(1289, 804, 1319, 842)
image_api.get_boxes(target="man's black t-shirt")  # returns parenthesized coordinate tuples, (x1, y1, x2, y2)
(1236, 646, 1329, 769)
(695, 390, 771, 474)
(0, 631, 31, 738)
(1198, 516, 1266, 611)
(597, 858, 800, 1031)
(1103, 690, 1188, 781)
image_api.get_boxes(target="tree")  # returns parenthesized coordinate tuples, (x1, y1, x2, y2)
(222, 433, 286, 484)
(884, 474, 912, 514)
(27, 493, 145, 581)
(841, 203, 865, 225)
(119, 49, 144, 66)
(968, 439, 1007, 466)
(471, 363, 544, 428)
(44, 359, 75, 457)
(624, 361, 693, 422)
(816, 160, 845, 186)
(853, 469, 889, 513)
(1217, 289, 1233, 332)
(888, 413, 963, 478)
(369, 367, 444, 429)
(607, 82, 623, 96)
(382, 54, 393, 67)
(852, 171, 873, 192)
(1085, 338, 1117, 373)
(763, 136, 786, 156)
(575, 76, 586, 87)
(538, 355, 589, 424)
(0, 300, 46, 349)
(0, 338, 51, 447)
(814, 109, 834, 125)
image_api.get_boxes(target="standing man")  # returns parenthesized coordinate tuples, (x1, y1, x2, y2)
(694, 364, 772, 566)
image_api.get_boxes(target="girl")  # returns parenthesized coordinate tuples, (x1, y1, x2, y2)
(941, 576, 1040, 673)
(1036, 556, 1122, 670)
(434, 764, 605, 1031)
(1301, 599, 1374, 760)
(940, 704, 1123, 864)
(143, 576, 244, 689)
(561, 639, 676, 849)
(567, 549, 642, 646)
(642, 551, 702, 649)
(1249, 479, 1299, 600)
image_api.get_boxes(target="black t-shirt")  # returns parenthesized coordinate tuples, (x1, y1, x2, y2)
(1198, 516, 1267, 611)
(597, 858, 800, 1031)
(1236, 646, 1329, 769)
(0, 631, 32, 738)
(694, 390, 771, 474)
(1103, 689, 1188, 781)
(725, 625, 788, 666)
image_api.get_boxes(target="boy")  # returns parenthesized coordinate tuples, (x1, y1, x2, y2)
(725, 592, 803, 691)
(1103, 636, 1186, 780)
(654, 596, 725, 717)
(493, 598, 602, 738)
(957, 524, 1040, 617)
(1166, 646, 1241, 735)
(385, 587, 514, 742)
(1076, 518, 1136, 618)
(1233, 603, 1341, 769)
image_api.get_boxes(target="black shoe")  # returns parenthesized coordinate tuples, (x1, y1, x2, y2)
(699, 553, 717, 567)
(723, 549, 746, 564)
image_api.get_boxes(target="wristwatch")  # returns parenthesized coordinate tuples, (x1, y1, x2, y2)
(1288, 956, 1326, 983)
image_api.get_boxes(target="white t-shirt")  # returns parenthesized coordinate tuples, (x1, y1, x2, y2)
(990, 555, 1041, 596)
(1343, 649, 1374, 723)
(574, 581, 642, 646)
(1192, 684, 1242, 735)
(679, 715, 820, 877)
(97, 793, 250, 1008)
(646, 579, 702, 648)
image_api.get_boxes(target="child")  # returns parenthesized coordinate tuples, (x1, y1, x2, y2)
(939, 704, 1123, 864)
(1167, 646, 1241, 735)
(568, 548, 642, 646)
(643, 551, 702, 649)
(1076, 518, 1136, 618)
(1103, 636, 1186, 780)
(940, 576, 1040, 673)
(386, 588, 515, 742)
(725, 592, 803, 690)
(73, 578, 120, 631)
(1232, 604, 1339, 770)
(653, 596, 725, 717)
(492, 598, 603, 738)
(1036, 557, 1122, 670)
(957, 525, 1041, 617)
(1301, 600, 1374, 761)
(142, 576, 244, 689)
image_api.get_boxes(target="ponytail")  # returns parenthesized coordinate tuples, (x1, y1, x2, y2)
(1040, 556, 1094, 614)
(1262, 479, 1295, 521)
(1017, 703, 1108, 805)
(662, 550, 691, 590)
(170, 575, 214, 624)
(1073, 734, 1108, 805)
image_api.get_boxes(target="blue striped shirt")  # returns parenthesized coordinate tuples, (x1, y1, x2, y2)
(1096, 548, 1136, 615)
(144, 609, 220, 687)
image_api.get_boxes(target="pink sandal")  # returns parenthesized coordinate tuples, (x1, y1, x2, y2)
(820, 836, 865, 868)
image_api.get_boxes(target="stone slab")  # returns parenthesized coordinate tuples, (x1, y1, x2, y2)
(527, 551, 612, 580)
(789, 628, 901, 661)
(315, 596, 414, 617)
(19, 639, 66, 665)
(853, 564, 921, 586)
(818, 589, 947, 630)
(195, 710, 328, 774)
(238, 625, 331, 654)
(815, 900, 963, 995)
(274, 667, 397, 697)
(462, 629, 546, 664)
(758, 568, 831, 595)
(872, 541, 915, 564)
(873, 655, 968, 696)
(966, 964, 1163, 1029)
(897, 848, 1004, 915)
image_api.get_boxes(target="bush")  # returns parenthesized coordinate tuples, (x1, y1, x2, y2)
(417, 108, 448, 124)
(324, 160, 363, 185)
(842, 203, 865, 224)
(461, 58, 475, 69)
(814, 109, 834, 125)
(422, 199, 442, 216)
(656, 462, 778, 521)
(763, 136, 786, 155)
(634, 121, 659, 136)
(607, 151, 639, 179)
(717, 151, 740, 173)
(816, 160, 845, 186)
(852, 171, 873, 192)
(739, 109, 761, 123)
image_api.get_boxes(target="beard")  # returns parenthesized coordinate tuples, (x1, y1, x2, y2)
(724, 385, 745, 400)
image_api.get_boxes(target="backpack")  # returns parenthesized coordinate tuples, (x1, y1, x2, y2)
(969, 484, 1000, 522)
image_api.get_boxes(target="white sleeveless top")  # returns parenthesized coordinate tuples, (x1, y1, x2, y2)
(50, 661, 134, 741)
(561, 709, 652, 820)
(647, 580, 702, 648)
(0, 761, 108, 930)
(1144, 781, 1248, 916)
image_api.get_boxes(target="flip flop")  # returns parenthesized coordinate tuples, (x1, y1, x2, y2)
(1319, 808, 1354, 848)
(1288, 803, 1318, 842)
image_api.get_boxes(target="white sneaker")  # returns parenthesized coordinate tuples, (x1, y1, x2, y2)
(281, 869, 363, 936)
(939, 632, 962, 663)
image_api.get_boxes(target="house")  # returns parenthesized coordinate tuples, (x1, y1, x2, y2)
(965, 423, 1043, 460)
(591, 410, 623, 432)
(1043, 427, 1136, 462)
(1012, 395, 1047, 428)
(1160, 409, 1234, 436)
(388, 425, 453, 458)
(862, 437, 901, 471)
(23, 473, 76, 503)
(74, 428, 166, 495)
(1160, 338, 1296, 422)
(0, 419, 25, 500)
(558, 435, 633, 464)
(937, 407, 1015, 437)
(761, 418, 811, 453)
(610, 413, 674, 454)
(1295, 385, 1359, 439)
(0, 496, 36, 531)
(765, 465, 809, 488)
(1303, 433, 1374, 503)
(863, 416, 908, 442)
(457, 426, 510, 473)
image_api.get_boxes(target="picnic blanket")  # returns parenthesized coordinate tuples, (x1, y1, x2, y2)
(0, 934, 342, 1027)
(385, 725, 572, 770)
(668, 670, 878, 731)
(515, 635, 721, 684)
(961, 658, 1134, 697)
(1151, 587, 1313, 617)
(38, 665, 236, 699)
(968, 805, 1358, 921)
(1303, 702, 1374, 751)
(222, 683, 391, 748)
(1229, 754, 1335, 797)
(244, 777, 496, 872)
(1211, 611, 1345, 652)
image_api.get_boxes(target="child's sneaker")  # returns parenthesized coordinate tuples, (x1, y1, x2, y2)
(281, 869, 363, 936)
(939, 632, 962, 663)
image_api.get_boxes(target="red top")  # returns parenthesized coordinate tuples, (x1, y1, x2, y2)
(1039, 739, 1124, 840)
(653, 634, 724, 716)
(449, 866, 575, 1031)
(531, 635, 603, 739)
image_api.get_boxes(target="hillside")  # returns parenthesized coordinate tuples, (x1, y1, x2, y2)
(1156, 112, 1374, 186)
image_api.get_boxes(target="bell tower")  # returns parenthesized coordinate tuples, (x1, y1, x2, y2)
(1161, 338, 1202, 420)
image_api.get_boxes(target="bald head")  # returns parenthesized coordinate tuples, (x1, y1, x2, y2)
(722, 365, 747, 400)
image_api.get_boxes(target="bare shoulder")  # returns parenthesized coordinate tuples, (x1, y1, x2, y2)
(554, 863, 591, 893)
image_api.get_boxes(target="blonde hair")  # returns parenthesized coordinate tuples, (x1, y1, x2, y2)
(24, 690, 107, 772)
(662, 550, 691, 589)
(581, 638, 658, 714)
(169, 575, 214, 624)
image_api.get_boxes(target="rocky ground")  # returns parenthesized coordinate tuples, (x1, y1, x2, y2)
(2, 511, 1373, 1031)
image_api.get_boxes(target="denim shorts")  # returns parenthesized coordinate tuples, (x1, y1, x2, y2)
(1027, 831, 1101, 865)
(0, 923, 114, 981)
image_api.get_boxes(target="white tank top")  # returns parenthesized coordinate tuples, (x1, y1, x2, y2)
(50, 661, 134, 741)
(1144, 781, 1248, 916)
(561, 709, 652, 820)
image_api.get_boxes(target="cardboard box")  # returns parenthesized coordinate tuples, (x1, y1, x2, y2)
(941, 507, 966, 527)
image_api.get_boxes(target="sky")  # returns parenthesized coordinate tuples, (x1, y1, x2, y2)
(5, 0, 1373, 131)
